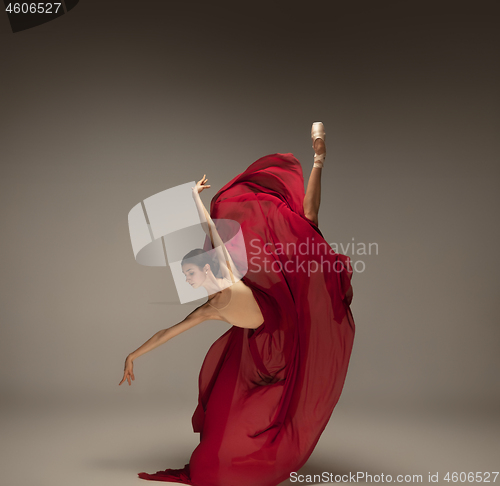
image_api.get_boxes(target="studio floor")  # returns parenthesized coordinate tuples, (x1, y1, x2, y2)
(1, 390, 498, 486)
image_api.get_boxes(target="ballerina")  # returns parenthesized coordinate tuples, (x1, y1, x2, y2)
(119, 122, 355, 486)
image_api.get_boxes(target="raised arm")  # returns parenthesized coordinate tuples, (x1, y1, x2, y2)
(191, 176, 242, 283)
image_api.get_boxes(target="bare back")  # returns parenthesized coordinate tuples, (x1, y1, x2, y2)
(205, 279, 264, 330)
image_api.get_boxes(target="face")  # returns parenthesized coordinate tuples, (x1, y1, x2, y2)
(182, 263, 206, 289)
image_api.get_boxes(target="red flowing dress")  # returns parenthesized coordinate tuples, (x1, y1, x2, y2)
(138, 153, 355, 485)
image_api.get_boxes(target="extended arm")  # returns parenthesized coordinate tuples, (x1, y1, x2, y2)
(127, 304, 213, 362)
(119, 304, 217, 386)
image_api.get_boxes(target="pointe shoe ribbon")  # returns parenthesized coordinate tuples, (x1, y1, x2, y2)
(311, 121, 326, 168)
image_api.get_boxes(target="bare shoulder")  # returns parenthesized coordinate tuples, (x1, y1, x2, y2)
(166, 301, 226, 341)
(193, 301, 225, 322)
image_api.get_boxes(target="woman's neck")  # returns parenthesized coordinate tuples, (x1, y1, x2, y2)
(204, 276, 224, 297)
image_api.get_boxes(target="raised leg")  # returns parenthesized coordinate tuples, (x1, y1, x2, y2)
(303, 138, 325, 225)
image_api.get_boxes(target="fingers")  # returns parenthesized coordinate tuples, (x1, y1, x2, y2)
(119, 371, 134, 386)
(195, 175, 210, 191)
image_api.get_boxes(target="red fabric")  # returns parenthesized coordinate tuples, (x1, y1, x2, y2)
(138, 153, 355, 485)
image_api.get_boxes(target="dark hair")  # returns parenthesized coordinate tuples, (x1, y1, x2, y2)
(181, 248, 220, 277)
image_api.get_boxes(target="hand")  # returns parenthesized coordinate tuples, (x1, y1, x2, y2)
(192, 174, 211, 195)
(119, 355, 135, 386)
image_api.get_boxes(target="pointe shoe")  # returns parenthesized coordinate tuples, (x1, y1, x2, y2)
(311, 122, 326, 169)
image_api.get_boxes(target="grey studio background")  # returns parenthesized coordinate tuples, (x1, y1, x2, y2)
(1, 1, 499, 486)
